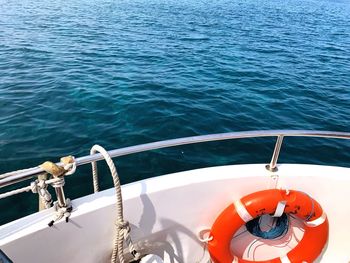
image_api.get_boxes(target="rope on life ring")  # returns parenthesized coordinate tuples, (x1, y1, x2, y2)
(207, 189, 329, 263)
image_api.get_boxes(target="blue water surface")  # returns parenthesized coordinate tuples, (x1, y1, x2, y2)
(0, 0, 350, 224)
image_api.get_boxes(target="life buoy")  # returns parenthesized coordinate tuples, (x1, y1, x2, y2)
(208, 189, 328, 263)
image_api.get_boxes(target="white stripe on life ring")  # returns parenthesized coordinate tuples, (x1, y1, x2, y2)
(305, 212, 327, 227)
(234, 200, 253, 223)
(272, 200, 287, 217)
(232, 255, 239, 263)
(280, 255, 291, 263)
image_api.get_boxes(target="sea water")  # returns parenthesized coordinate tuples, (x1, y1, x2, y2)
(0, 0, 350, 224)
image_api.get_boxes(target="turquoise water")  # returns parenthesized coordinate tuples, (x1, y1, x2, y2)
(1, 0, 350, 224)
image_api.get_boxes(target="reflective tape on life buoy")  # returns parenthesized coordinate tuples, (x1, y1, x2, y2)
(207, 189, 329, 263)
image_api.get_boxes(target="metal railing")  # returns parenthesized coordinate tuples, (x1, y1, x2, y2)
(1, 130, 350, 189)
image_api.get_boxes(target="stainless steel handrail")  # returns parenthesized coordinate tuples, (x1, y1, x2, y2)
(266, 135, 284, 172)
(1, 130, 350, 188)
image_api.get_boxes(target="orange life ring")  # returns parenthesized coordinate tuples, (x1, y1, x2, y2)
(208, 189, 329, 263)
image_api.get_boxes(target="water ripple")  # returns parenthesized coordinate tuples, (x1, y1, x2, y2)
(1, 0, 350, 223)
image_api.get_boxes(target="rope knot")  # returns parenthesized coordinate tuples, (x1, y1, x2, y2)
(30, 179, 52, 209)
(116, 220, 130, 230)
(30, 181, 39, 193)
(48, 199, 72, 227)
(61, 155, 76, 175)
(39, 155, 76, 178)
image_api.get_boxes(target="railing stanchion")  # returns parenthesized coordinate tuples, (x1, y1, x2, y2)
(266, 135, 284, 172)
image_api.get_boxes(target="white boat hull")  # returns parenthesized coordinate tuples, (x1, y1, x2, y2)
(1, 164, 349, 262)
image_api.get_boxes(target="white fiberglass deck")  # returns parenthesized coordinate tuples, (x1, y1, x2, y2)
(1, 163, 350, 262)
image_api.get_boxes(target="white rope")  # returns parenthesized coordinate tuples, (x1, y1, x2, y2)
(48, 199, 72, 226)
(90, 145, 141, 263)
(0, 185, 32, 199)
(0, 178, 60, 200)
(197, 229, 213, 243)
(90, 147, 100, 193)
(63, 157, 77, 175)
(31, 178, 53, 209)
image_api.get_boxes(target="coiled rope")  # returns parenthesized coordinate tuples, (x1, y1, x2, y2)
(246, 213, 289, 239)
(90, 145, 140, 263)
